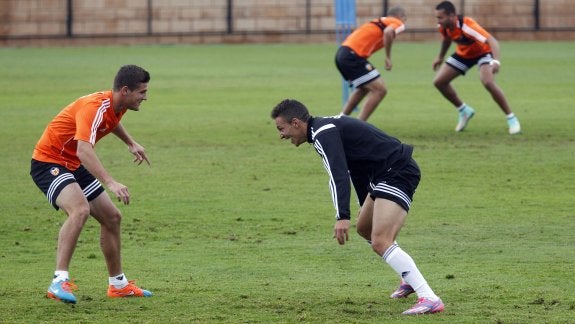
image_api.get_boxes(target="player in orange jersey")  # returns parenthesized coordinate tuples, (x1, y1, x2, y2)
(335, 6, 407, 121)
(30, 65, 153, 304)
(432, 1, 521, 134)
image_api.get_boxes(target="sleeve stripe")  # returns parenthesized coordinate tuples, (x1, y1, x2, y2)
(88, 99, 111, 144)
(311, 123, 335, 141)
(313, 140, 341, 219)
(462, 24, 487, 43)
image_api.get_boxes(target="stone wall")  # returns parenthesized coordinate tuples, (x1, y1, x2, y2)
(1, 0, 574, 46)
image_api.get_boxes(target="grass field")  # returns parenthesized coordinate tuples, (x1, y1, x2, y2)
(0, 41, 574, 323)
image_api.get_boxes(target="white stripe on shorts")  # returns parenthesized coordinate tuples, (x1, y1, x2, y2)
(351, 69, 380, 88)
(83, 179, 102, 198)
(478, 54, 493, 66)
(372, 182, 412, 209)
(47, 173, 75, 204)
(446, 56, 469, 73)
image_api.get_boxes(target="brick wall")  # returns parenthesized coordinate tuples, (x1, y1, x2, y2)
(1, 0, 574, 46)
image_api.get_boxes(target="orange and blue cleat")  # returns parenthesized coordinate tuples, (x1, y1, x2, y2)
(107, 280, 152, 298)
(47, 280, 78, 304)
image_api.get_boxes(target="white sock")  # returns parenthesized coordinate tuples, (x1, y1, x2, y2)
(457, 103, 467, 112)
(506, 113, 515, 119)
(383, 243, 439, 301)
(53, 270, 69, 283)
(109, 273, 128, 289)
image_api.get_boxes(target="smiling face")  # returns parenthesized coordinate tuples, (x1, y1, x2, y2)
(274, 116, 308, 147)
(122, 82, 148, 111)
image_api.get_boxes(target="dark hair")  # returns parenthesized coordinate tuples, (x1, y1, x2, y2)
(270, 99, 311, 122)
(387, 6, 406, 18)
(436, 1, 456, 15)
(113, 65, 150, 91)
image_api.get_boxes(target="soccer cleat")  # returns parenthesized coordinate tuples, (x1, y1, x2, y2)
(107, 280, 153, 298)
(390, 282, 415, 298)
(402, 297, 445, 315)
(455, 106, 475, 132)
(47, 280, 78, 304)
(507, 116, 521, 135)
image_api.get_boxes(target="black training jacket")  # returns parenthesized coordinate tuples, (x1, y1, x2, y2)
(306, 115, 413, 220)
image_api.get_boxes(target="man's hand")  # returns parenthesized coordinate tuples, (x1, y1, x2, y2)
(128, 142, 150, 166)
(107, 181, 130, 205)
(432, 58, 443, 71)
(333, 219, 350, 245)
(385, 57, 393, 71)
(490, 59, 501, 74)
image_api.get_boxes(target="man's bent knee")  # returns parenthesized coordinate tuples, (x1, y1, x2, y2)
(61, 202, 91, 231)
(371, 238, 394, 256)
(102, 209, 122, 228)
(433, 78, 447, 90)
(357, 226, 371, 241)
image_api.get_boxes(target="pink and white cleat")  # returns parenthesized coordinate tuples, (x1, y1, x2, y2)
(402, 297, 444, 315)
(390, 282, 415, 299)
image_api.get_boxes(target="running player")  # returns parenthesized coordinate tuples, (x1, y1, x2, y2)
(432, 0, 521, 134)
(335, 6, 407, 121)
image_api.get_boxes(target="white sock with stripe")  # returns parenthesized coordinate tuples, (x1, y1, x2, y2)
(383, 243, 439, 301)
(53, 270, 69, 283)
(109, 273, 129, 289)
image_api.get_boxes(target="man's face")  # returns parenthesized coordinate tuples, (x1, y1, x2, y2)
(435, 9, 455, 29)
(397, 13, 407, 23)
(123, 83, 148, 111)
(274, 116, 307, 147)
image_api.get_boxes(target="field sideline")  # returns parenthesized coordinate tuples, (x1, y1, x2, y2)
(0, 41, 574, 323)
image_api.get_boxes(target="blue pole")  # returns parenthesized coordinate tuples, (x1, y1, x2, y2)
(335, 0, 356, 105)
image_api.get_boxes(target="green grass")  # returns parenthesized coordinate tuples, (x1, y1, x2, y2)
(0, 41, 574, 323)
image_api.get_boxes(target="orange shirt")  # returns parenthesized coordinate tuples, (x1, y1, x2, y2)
(439, 16, 491, 59)
(33, 90, 126, 170)
(342, 17, 405, 58)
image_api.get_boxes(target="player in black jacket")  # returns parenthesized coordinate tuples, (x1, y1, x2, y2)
(271, 99, 444, 315)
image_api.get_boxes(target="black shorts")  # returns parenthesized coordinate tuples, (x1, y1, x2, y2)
(446, 52, 494, 75)
(335, 46, 381, 88)
(30, 159, 104, 210)
(350, 169, 371, 206)
(368, 158, 421, 212)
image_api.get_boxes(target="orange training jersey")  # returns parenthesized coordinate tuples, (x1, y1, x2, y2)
(342, 16, 405, 58)
(438, 16, 491, 59)
(32, 90, 126, 171)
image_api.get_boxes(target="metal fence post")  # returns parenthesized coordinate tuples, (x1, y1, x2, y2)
(66, 0, 73, 37)
(227, 0, 233, 34)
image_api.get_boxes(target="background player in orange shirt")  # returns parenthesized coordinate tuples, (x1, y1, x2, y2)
(30, 65, 153, 304)
(335, 6, 407, 121)
(432, 1, 521, 135)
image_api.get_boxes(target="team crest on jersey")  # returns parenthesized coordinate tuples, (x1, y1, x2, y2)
(365, 63, 373, 71)
(50, 167, 60, 176)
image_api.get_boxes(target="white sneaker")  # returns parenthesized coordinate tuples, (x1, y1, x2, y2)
(507, 116, 521, 135)
(455, 106, 475, 132)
